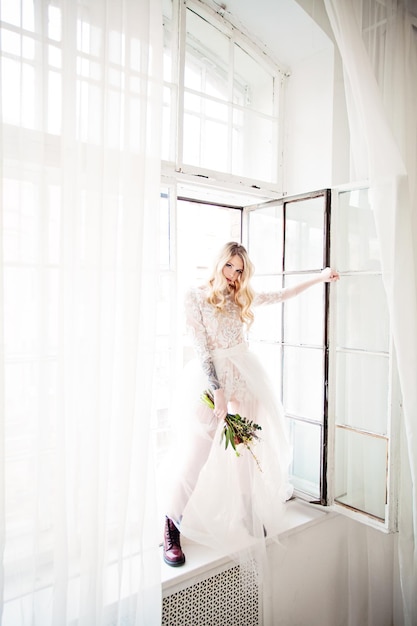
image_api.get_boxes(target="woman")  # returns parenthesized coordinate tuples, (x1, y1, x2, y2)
(163, 242, 339, 567)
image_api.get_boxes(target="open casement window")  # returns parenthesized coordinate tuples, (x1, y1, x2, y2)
(156, 184, 398, 530)
(244, 190, 332, 504)
(330, 186, 399, 532)
(244, 187, 398, 530)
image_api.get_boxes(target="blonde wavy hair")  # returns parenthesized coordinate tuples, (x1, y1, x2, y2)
(207, 242, 255, 327)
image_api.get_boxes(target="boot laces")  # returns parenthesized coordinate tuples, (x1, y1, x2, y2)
(165, 518, 180, 550)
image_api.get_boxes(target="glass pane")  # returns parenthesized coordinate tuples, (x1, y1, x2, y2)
(183, 96, 229, 171)
(335, 428, 387, 520)
(184, 90, 201, 114)
(176, 200, 241, 299)
(249, 341, 282, 398)
(183, 112, 200, 164)
(337, 274, 389, 353)
(201, 119, 228, 170)
(233, 43, 274, 115)
(232, 109, 277, 182)
(283, 346, 324, 421)
(288, 419, 321, 498)
(250, 275, 283, 342)
(184, 92, 228, 121)
(204, 97, 228, 121)
(335, 351, 389, 434)
(337, 189, 381, 272)
(247, 203, 283, 274)
(199, 97, 228, 170)
(185, 8, 229, 100)
(283, 275, 325, 346)
(285, 197, 325, 271)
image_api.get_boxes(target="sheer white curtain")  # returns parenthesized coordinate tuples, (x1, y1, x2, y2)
(323, 0, 417, 624)
(0, 0, 163, 624)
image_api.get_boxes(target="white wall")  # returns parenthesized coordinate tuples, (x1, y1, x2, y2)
(266, 514, 397, 626)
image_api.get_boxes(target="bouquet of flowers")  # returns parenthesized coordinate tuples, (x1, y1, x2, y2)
(201, 389, 262, 471)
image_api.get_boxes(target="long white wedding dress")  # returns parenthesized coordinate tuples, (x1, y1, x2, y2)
(165, 285, 294, 558)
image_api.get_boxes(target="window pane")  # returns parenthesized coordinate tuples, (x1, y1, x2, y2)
(247, 192, 330, 504)
(335, 351, 389, 434)
(247, 203, 283, 274)
(233, 43, 274, 115)
(283, 346, 324, 420)
(250, 275, 283, 342)
(202, 119, 228, 170)
(249, 341, 282, 394)
(184, 92, 229, 121)
(183, 92, 229, 171)
(232, 109, 277, 182)
(176, 200, 241, 303)
(337, 274, 389, 353)
(335, 428, 387, 520)
(180, 7, 281, 183)
(185, 8, 229, 100)
(283, 275, 325, 346)
(337, 189, 380, 272)
(183, 112, 201, 164)
(285, 197, 325, 271)
(204, 97, 228, 121)
(289, 419, 321, 498)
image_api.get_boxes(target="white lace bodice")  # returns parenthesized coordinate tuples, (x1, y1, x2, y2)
(185, 286, 283, 390)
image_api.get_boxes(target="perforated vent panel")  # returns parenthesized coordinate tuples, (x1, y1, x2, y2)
(162, 564, 260, 626)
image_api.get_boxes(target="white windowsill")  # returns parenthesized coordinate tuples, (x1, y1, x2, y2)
(161, 498, 336, 594)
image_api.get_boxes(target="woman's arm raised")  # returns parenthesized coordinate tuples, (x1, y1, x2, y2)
(280, 267, 340, 302)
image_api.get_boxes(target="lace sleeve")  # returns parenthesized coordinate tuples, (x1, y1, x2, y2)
(184, 289, 220, 390)
(253, 291, 284, 306)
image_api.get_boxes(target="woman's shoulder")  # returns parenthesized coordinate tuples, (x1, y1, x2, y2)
(185, 284, 208, 302)
(186, 284, 207, 294)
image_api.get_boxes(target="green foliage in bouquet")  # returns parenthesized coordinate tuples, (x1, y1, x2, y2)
(201, 389, 262, 471)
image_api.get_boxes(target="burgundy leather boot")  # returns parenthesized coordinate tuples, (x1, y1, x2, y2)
(163, 516, 185, 567)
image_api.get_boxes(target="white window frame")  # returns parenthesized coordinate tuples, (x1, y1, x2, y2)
(327, 184, 400, 533)
(162, 0, 287, 191)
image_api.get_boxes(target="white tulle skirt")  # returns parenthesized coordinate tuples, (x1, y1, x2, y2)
(164, 342, 294, 559)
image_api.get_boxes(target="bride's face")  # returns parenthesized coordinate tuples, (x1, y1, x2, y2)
(222, 255, 244, 286)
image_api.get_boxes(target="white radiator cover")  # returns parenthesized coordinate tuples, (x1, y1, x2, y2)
(162, 564, 261, 626)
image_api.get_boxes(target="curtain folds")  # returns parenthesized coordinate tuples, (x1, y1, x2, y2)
(323, 1, 417, 624)
(0, 0, 163, 624)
